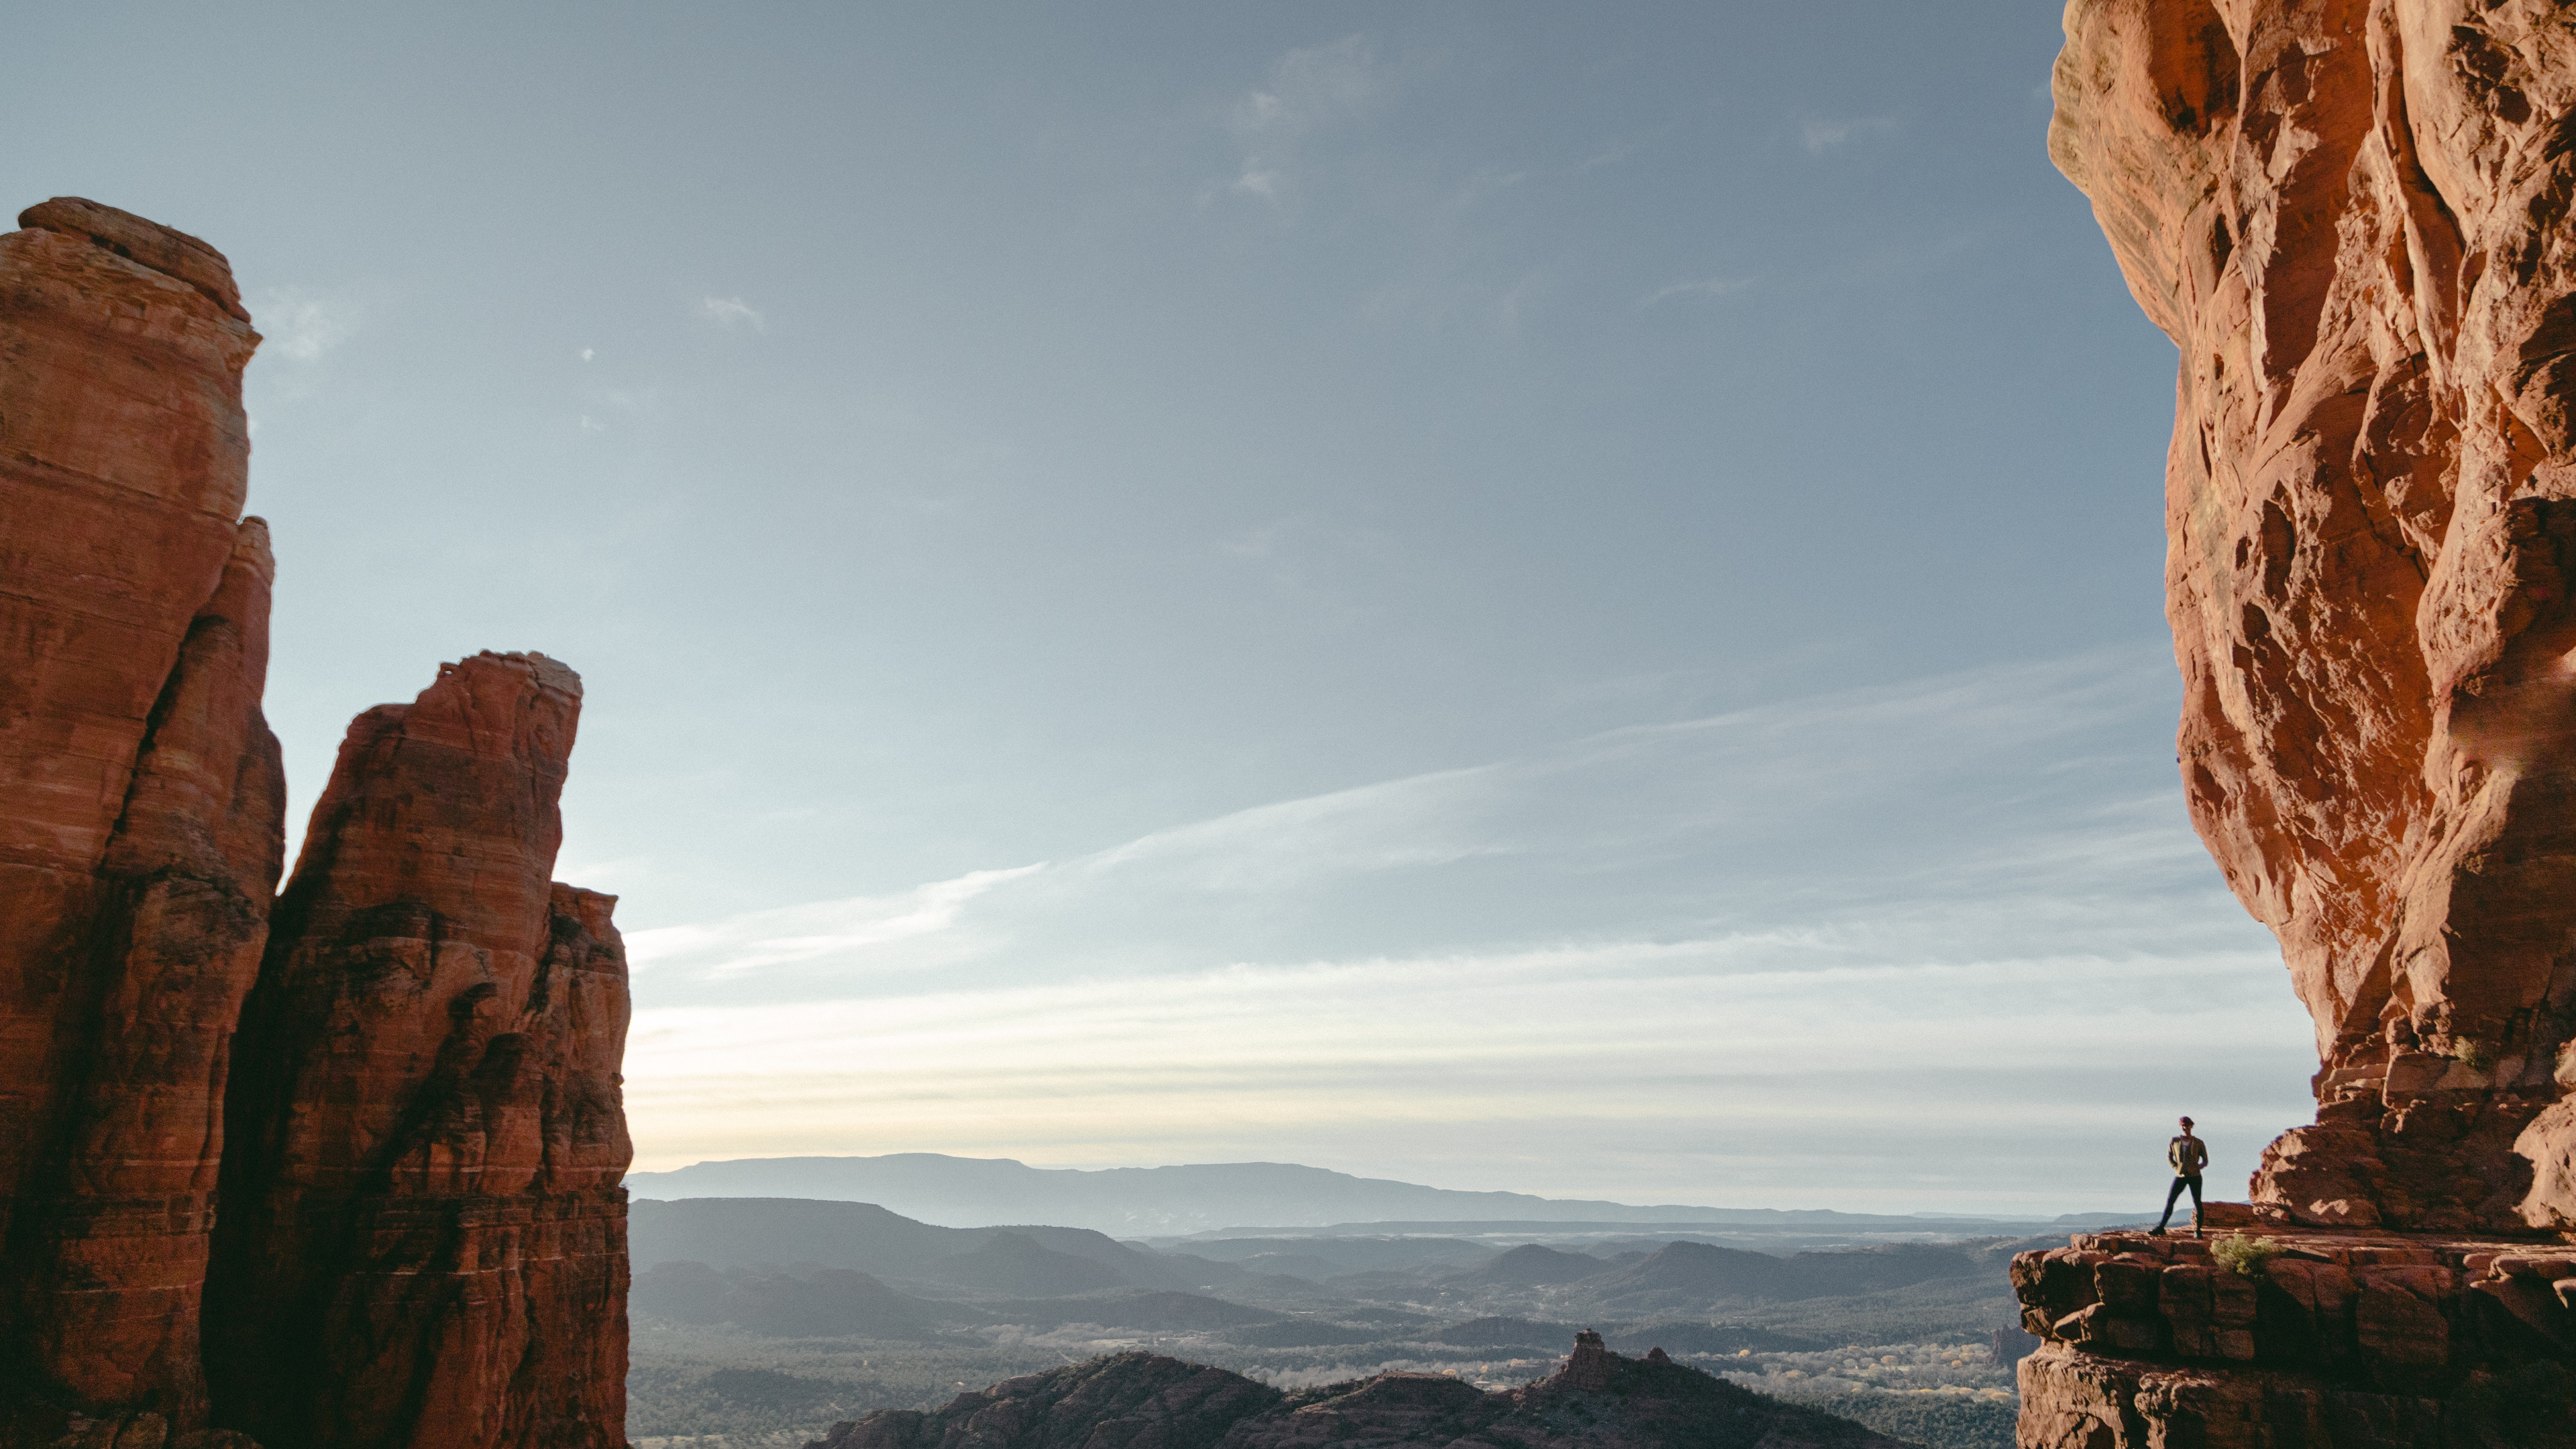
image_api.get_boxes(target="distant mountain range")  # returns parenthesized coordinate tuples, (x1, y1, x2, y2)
(624, 1152, 2123, 1235)
(627, 1195, 2057, 1344)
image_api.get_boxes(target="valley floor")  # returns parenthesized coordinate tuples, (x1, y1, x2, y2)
(625, 1324, 2021, 1448)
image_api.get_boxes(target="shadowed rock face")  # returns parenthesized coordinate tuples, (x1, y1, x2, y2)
(0, 199, 280, 1439)
(208, 653, 633, 1449)
(2052, 0, 2576, 1232)
(0, 199, 629, 1448)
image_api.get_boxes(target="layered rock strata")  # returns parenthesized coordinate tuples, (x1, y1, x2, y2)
(2011, 1208, 2575, 1446)
(209, 653, 631, 1449)
(0, 199, 630, 1448)
(2032, 1, 2576, 1441)
(0, 199, 280, 1439)
(2052, 0, 2576, 1232)
(806, 1340, 1909, 1449)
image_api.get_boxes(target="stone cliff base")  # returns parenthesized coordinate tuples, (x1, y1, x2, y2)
(2012, 1210, 2575, 1448)
(2020, 1343, 2571, 1448)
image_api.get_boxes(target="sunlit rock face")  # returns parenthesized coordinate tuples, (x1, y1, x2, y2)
(2027, 5, 2576, 1443)
(2010, 1210, 2576, 1446)
(0, 199, 630, 1448)
(2053, 0, 2576, 1234)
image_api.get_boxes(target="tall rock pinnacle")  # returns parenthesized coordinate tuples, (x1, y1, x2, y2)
(210, 651, 631, 1449)
(0, 200, 629, 1447)
(0, 199, 280, 1439)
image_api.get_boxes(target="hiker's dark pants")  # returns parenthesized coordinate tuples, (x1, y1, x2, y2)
(2157, 1174, 2204, 1229)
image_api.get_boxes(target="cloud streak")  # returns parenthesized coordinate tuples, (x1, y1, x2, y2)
(623, 647, 2310, 1213)
(1801, 116, 1898, 152)
(699, 295, 765, 331)
(1645, 276, 1754, 307)
(254, 286, 360, 362)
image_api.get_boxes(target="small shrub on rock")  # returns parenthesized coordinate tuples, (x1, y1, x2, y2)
(2209, 1234, 2284, 1278)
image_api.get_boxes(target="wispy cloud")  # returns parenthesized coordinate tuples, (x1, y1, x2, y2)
(1801, 115, 1898, 152)
(621, 647, 2312, 1212)
(1232, 34, 1388, 138)
(255, 286, 360, 362)
(1644, 276, 1754, 307)
(627, 865, 1044, 978)
(699, 295, 765, 331)
(1222, 34, 1403, 208)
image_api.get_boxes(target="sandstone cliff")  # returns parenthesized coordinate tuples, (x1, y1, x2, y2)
(2053, 0, 2576, 1233)
(804, 1340, 1907, 1449)
(209, 652, 632, 1449)
(2025, 1, 2576, 1442)
(0, 199, 281, 1440)
(0, 200, 629, 1448)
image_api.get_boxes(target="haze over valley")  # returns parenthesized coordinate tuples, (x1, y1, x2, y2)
(621, 1186, 2050, 1447)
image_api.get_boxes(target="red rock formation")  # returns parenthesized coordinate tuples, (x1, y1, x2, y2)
(0, 198, 631, 1448)
(209, 652, 632, 1449)
(0, 200, 280, 1438)
(2030, 4, 2576, 1442)
(2052, 0, 2576, 1233)
(2010, 1210, 2575, 1446)
(1561, 1328, 1615, 1391)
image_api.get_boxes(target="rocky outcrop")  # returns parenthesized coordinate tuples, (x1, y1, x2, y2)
(208, 653, 632, 1449)
(2053, 0, 2576, 1234)
(804, 1340, 1908, 1449)
(2010, 1210, 2575, 1446)
(2031, 4, 2576, 1439)
(815, 1354, 1281, 1449)
(0, 199, 280, 1440)
(0, 199, 629, 1448)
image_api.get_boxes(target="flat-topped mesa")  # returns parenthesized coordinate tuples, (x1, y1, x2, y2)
(2053, 1, 2576, 1234)
(210, 651, 632, 1449)
(0, 199, 280, 1439)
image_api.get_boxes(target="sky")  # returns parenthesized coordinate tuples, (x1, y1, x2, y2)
(6, 2, 2315, 1214)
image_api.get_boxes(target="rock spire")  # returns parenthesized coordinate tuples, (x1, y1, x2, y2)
(0, 199, 630, 1447)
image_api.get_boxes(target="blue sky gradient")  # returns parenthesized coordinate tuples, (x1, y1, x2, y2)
(5, 1, 2310, 1213)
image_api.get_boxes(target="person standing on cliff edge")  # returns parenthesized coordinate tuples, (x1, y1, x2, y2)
(2153, 1116, 2209, 1236)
